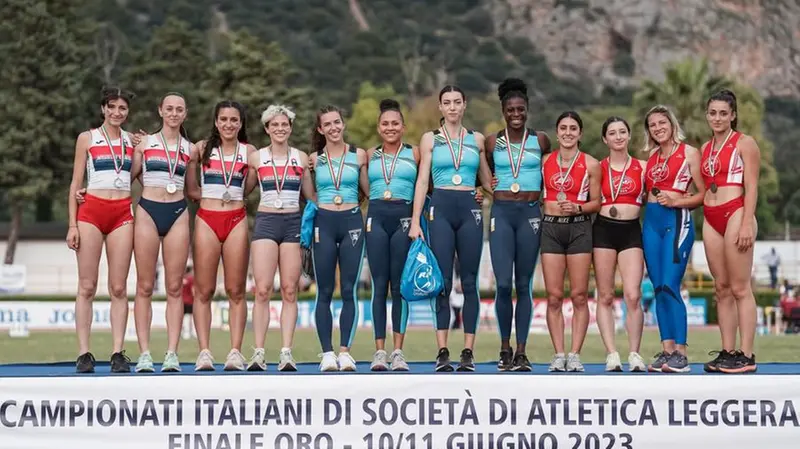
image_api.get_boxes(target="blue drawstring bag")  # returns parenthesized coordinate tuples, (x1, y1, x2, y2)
(300, 200, 318, 249)
(401, 238, 444, 302)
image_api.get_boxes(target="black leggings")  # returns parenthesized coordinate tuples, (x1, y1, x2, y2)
(312, 207, 365, 352)
(428, 189, 484, 334)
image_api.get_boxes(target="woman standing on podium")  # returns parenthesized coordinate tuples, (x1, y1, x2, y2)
(592, 116, 648, 372)
(540, 111, 602, 373)
(407, 85, 493, 372)
(641, 105, 705, 373)
(485, 78, 551, 372)
(310, 105, 369, 372)
(246, 104, 315, 372)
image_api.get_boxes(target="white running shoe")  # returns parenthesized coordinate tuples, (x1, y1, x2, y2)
(548, 353, 566, 372)
(370, 350, 389, 371)
(224, 349, 246, 371)
(566, 352, 585, 372)
(195, 349, 215, 371)
(390, 349, 409, 371)
(628, 352, 646, 372)
(338, 352, 357, 372)
(319, 352, 339, 372)
(605, 352, 622, 372)
(247, 348, 267, 371)
(278, 348, 297, 372)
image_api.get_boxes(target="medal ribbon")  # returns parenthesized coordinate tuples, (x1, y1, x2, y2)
(557, 150, 580, 193)
(380, 144, 402, 187)
(324, 146, 347, 191)
(219, 143, 241, 189)
(269, 146, 292, 195)
(158, 132, 181, 180)
(100, 126, 125, 175)
(608, 155, 631, 203)
(504, 128, 528, 179)
(708, 129, 733, 178)
(655, 143, 678, 179)
(441, 126, 464, 171)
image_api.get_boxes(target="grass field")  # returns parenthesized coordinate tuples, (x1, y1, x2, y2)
(1, 327, 798, 366)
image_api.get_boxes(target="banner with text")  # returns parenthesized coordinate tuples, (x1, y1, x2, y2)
(0, 376, 797, 449)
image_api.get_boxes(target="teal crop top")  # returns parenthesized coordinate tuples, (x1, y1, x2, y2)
(315, 145, 360, 205)
(431, 128, 480, 188)
(368, 143, 417, 201)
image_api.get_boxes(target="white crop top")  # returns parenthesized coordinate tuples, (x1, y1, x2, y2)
(85, 128, 134, 191)
(142, 134, 191, 191)
(201, 144, 248, 201)
(257, 147, 304, 209)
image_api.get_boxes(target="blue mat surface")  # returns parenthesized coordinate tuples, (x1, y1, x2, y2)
(0, 361, 797, 377)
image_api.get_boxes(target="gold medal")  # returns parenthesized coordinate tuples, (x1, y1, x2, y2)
(324, 146, 347, 206)
(442, 126, 465, 187)
(510, 182, 520, 193)
(383, 190, 392, 200)
(452, 174, 462, 185)
(379, 144, 401, 198)
(504, 128, 527, 193)
(333, 195, 343, 205)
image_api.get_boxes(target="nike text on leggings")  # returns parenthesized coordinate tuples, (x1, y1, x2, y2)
(490, 200, 542, 344)
(365, 199, 412, 339)
(427, 189, 484, 334)
(642, 202, 694, 345)
(312, 207, 365, 352)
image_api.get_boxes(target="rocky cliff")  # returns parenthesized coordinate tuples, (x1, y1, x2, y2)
(489, 0, 800, 97)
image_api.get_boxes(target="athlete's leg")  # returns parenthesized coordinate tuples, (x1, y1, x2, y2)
(566, 252, 592, 354)
(542, 253, 567, 355)
(428, 200, 456, 348)
(337, 213, 365, 352)
(618, 248, 644, 353)
(660, 210, 694, 353)
(642, 213, 671, 347)
(456, 205, 484, 349)
(389, 222, 411, 349)
(489, 204, 515, 350)
(161, 210, 190, 354)
(513, 205, 540, 352)
(222, 218, 250, 352)
(75, 222, 104, 356)
(251, 238, 279, 350)
(722, 208, 757, 357)
(365, 212, 391, 347)
(278, 242, 302, 349)
(133, 205, 160, 355)
(593, 247, 619, 354)
(105, 222, 134, 354)
(702, 221, 735, 351)
(312, 215, 339, 353)
(192, 216, 222, 352)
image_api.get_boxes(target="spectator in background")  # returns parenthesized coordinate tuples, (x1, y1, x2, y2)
(763, 247, 780, 290)
(779, 279, 793, 297)
(641, 272, 655, 326)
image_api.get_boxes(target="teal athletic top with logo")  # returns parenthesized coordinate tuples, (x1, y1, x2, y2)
(315, 145, 360, 205)
(493, 129, 542, 192)
(431, 128, 480, 188)
(368, 143, 417, 201)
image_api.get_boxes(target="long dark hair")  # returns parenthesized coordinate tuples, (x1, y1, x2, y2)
(601, 116, 630, 137)
(202, 100, 248, 166)
(154, 92, 190, 140)
(97, 86, 135, 127)
(311, 105, 344, 155)
(438, 85, 466, 126)
(707, 89, 738, 131)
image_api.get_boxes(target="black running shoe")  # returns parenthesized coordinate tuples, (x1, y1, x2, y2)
(511, 353, 532, 372)
(703, 350, 731, 373)
(457, 348, 475, 372)
(497, 349, 513, 371)
(110, 351, 132, 373)
(719, 350, 757, 374)
(434, 347, 453, 372)
(76, 352, 96, 373)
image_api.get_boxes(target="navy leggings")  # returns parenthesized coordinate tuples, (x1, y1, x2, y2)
(312, 207, 365, 352)
(428, 189, 484, 334)
(366, 200, 412, 340)
(490, 200, 541, 344)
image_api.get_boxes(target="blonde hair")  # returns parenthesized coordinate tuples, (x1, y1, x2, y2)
(640, 105, 685, 154)
(261, 104, 296, 126)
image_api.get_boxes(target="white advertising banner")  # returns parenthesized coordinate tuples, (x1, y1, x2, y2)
(0, 264, 26, 294)
(0, 375, 797, 449)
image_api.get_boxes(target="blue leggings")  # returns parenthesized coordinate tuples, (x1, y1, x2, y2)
(642, 202, 694, 345)
(490, 200, 541, 345)
(312, 207, 365, 352)
(365, 200, 411, 340)
(428, 189, 484, 334)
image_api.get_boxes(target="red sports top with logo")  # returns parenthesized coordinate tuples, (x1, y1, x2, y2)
(542, 151, 590, 203)
(700, 131, 744, 188)
(645, 142, 692, 194)
(600, 158, 645, 205)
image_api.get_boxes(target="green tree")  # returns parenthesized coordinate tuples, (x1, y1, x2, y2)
(0, 0, 93, 263)
(633, 58, 780, 237)
(346, 82, 400, 148)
